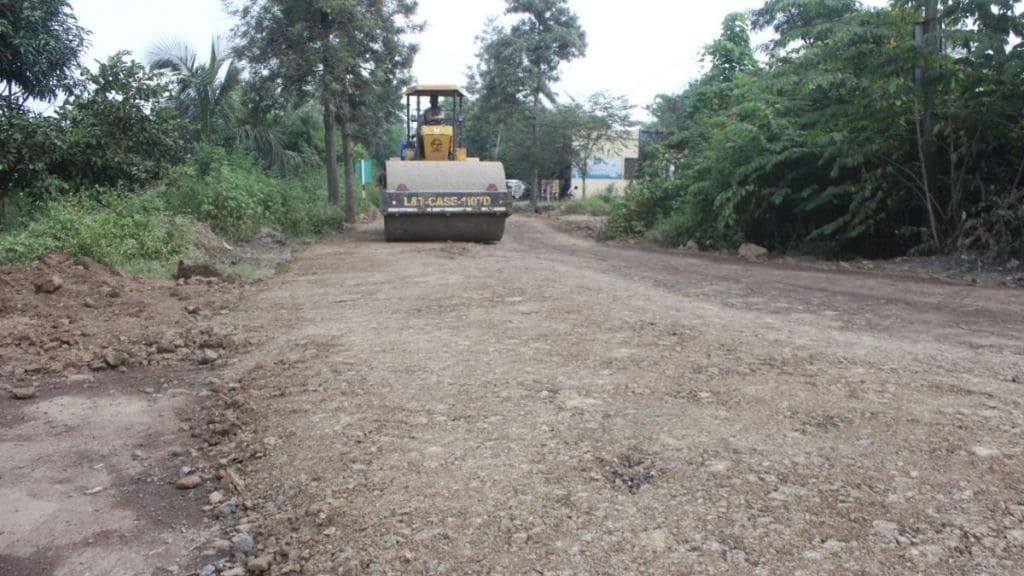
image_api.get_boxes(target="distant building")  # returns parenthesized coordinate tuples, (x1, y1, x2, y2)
(570, 130, 640, 195)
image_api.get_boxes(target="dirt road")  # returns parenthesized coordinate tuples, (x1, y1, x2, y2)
(196, 216, 1022, 575)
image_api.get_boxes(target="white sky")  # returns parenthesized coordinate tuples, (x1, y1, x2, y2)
(70, 0, 889, 119)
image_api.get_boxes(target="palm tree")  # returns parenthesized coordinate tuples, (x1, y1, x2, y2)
(148, 39, 312, 174)
(148, 39, 241, 145)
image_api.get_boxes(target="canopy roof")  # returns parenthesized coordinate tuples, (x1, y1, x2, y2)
(406, 84, 466, 98)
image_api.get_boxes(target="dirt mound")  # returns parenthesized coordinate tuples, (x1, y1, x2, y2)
(0, 252, 252, 390)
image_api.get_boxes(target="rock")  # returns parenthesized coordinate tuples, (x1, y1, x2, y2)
(75, 256, 104, 272)
(84, 487, 104, 495)
(102, 349, 129, 368)
(209, 539, 232, 552)
(66, 373, 94, 385)
(218, 496, 239, 518)
(726, 549, 748, 563)
(197, 349, 220, 366)
(638, 529, 672, 552)
(223, 468, 246, 493)
(185, 305, 202, 316)
(738, 243, 769, 261)
(231, 533, 255, 554)
(872, 520, 901, 543)
(221, 568, 246, 576)
(155, 341, 177, 354)
(970, 446, 1001, 458)
(1007, 529, 1024, 544)
(33, 275, 64, 294)
(176, 260, 223, 281)
(175, 474, 202, 490)
(41, 252, 69, 267)
(685, 239, 699, 252)
(208, 490, 225, 505)
(198, 565, 217, 576)
(9, 386, 38, 400)
(248, 555, 273, 573)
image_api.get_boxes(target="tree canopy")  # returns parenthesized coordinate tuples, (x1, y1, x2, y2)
(229, 0, 418, 220)
(472, 0, 586, 202)
(0, 0, 87, 108)
(609, 2, 1024, 259)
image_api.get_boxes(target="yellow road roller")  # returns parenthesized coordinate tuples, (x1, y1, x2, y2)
(381, 85, 510, 242)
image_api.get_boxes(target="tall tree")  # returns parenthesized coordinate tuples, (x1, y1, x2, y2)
(474, 0, 586, 203)
(613, 1, 1024, 258)
(54, 53, 186, 190)
(1, 0, 87, 210)
(566, 91, 634, 198)
(335, 1, 417, 223)
(228, 0, 417, 221)
(0, 0, 87, 109)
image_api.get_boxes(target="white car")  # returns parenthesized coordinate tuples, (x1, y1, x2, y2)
(506, 179, 527, 200)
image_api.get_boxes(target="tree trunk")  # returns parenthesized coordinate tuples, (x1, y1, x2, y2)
(323, 100, 341, 206)
(581, 166, 588, 200)
(530, 94, 540, 205)
(340, 105, 357, 224)
(1011, 153, 1024, 198)
(915, 98, 942, 250)
(919, 0, 943, 250)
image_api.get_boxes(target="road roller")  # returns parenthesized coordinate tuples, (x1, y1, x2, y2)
(381, 85, 511, 242)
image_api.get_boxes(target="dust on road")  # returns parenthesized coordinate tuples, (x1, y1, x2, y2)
(208, 216, 1024, 575)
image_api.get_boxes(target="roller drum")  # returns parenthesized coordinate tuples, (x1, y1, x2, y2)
(385, 160, 505, 193)
(384, 160, 509, 243)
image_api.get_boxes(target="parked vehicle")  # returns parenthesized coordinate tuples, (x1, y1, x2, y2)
(506, 179, 527, 200)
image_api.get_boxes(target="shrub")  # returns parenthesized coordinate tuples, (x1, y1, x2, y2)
(560, 192, 620, 217)
(0, 191, 194, 266)
(161, 145, 345, 240)
(604, 180, 676, 240)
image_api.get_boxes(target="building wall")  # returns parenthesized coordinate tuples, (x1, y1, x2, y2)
(570, 131, 640, 196)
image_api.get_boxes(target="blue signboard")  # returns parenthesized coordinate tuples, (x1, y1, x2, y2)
(573, 157, 625, 180)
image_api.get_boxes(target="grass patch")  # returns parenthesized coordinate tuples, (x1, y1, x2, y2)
(0, 191, 194, 267)
(1, 145, 360, 276)
(560, 192, 621, 217)
(160, 146, 346, 241)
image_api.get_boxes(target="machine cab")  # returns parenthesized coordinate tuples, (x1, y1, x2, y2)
(403, 85, 469, 162)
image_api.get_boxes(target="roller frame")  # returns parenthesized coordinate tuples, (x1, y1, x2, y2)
(382, 160, 510, 243)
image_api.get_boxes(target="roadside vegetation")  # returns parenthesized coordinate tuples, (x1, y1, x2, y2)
(0, 0, 411, 274)
(463, 1, 1021, 261)
(559, 190, 622, 217)
(3, 1, 1020, 268)
(607, 3, 1024, 260)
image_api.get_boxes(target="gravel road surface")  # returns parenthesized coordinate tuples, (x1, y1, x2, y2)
(211, 216, 1024, 575)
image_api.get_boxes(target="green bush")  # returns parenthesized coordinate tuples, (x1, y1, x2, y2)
(0, 191, 194, 266)
(560, 191, 620, 217)
(604, 180, 675, 240)
(161, 145, 345, 240)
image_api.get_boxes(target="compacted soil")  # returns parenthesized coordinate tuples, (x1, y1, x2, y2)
(3, 216, 1023, 575)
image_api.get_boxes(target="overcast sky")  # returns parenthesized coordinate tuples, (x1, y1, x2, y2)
(69, 0, 889, 119)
